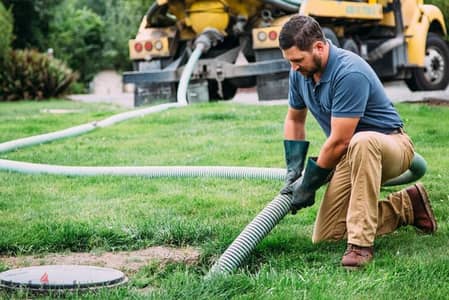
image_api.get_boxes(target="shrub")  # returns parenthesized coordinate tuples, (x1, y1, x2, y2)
(0, 49, 78, 101)
(0, 2, 13, 61)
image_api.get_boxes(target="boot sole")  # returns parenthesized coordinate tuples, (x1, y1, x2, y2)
(414, 183, 438, 234)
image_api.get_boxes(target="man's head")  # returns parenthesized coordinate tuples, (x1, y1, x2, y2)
(279, 15, 328, 78)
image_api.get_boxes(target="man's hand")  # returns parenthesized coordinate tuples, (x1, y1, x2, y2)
(290, 179, 316, 214)
(289, 157, 333, 214)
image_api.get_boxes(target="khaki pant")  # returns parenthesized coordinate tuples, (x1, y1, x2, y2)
(312, 130, 416, 247)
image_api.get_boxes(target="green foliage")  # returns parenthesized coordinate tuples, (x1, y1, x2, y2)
(3, 0, 155, 82)
(0, 2, 13, 60)
(0, 49, 78, 101)
(47, 0, 155, 80)
(100, 0, 154, 70)
(48, 2, 105, 82)
(2, 0, 63, 50)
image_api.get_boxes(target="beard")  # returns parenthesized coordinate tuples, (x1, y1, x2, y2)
(300, 53, 323, 78)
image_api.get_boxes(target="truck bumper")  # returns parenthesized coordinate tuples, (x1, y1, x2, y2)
(123, 59, 290, 85)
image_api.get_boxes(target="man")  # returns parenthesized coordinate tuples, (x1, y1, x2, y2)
(278, 15, 437, 269)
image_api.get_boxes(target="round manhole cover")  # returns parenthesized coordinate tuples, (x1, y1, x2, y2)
(0, 265, 127, 292)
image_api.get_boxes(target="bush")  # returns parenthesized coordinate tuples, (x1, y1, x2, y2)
(0, 2, 13, 61)
(0, 49, 78, 101)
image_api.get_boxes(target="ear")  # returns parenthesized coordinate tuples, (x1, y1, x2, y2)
(313, 41, 325, 53)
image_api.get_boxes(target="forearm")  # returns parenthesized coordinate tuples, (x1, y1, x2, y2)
(284, 108, 307, 140)
(317, 116, 359, 169)
(316, 138, 348, 169)
(285, 120, 305, 140)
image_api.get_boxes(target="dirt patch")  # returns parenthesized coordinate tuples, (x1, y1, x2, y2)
(405, 98, 449, 107)
(0, 246, 200, 273)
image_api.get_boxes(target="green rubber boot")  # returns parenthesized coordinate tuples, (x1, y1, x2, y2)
(280, 140, 309, 194)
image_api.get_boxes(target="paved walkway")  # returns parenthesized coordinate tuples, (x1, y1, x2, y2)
(68, 81, 449, 109)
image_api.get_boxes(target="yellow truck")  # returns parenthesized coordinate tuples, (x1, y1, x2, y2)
(123, 0, 449, 106)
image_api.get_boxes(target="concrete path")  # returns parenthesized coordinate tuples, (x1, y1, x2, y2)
(68, 80, 449, 108)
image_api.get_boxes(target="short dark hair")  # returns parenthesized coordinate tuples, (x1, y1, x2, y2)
(279, 15, 326, 51)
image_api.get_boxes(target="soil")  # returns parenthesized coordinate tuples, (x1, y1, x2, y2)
(0, 246, 201, 273)
(405, 98, 449, 107)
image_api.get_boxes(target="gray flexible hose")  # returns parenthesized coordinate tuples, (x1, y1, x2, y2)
(383, 152, 427, 186)
(207, 192, 293, 277)
(0, 102, 183, 154)
(177, 43, 205, 105)
(0, 159, 284, 180)
(0, 123, 97, 153)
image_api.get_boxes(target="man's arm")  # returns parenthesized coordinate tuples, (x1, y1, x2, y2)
(316, 116, 359, 169)
(284, 107, 307, 140)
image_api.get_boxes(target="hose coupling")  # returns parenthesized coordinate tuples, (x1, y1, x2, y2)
(194, 28, 224, 53)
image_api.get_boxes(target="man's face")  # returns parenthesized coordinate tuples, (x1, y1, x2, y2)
(282, 43, 323, 78)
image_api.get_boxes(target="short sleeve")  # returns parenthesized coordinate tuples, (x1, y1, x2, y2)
(288, 70, 306, 110)
(331, 72, 370, 117)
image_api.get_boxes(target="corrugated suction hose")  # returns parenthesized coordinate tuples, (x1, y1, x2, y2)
(207, 193, 292, 277)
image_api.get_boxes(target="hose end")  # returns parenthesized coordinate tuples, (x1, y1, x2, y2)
(194, 28, 224, 53)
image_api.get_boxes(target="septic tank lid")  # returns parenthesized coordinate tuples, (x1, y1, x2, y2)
(0, 265, 127, 292)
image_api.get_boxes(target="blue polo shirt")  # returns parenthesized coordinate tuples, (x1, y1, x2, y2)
(288, 43, 403, 137)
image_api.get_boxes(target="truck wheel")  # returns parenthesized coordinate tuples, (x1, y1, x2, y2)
(405, 33, 449, 91)
(208, 80, 237, 100)
(342, 38, 359, 55)
(322, 27, 340, 48)
(254, 49, 289, 101)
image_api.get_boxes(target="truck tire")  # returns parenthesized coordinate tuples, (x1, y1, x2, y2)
(254, 49, 289, 101)
(405, 33, 449, 91)
(342, 38, 359, 55)
(208, 80, 237, 101)
(322, 27, 340, 48)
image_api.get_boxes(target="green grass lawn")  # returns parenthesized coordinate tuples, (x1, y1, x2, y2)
(0, 100, 448, 299)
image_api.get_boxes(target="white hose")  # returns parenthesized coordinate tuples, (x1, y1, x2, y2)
(0, 159, 284, 180)
(177, 43, 205, 105)
(0, 123, 97, 153)
(0, 102, 184, 154)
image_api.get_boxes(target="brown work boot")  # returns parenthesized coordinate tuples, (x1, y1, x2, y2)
(406, 183, 437, 234)
(341, 244, 374, 270)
